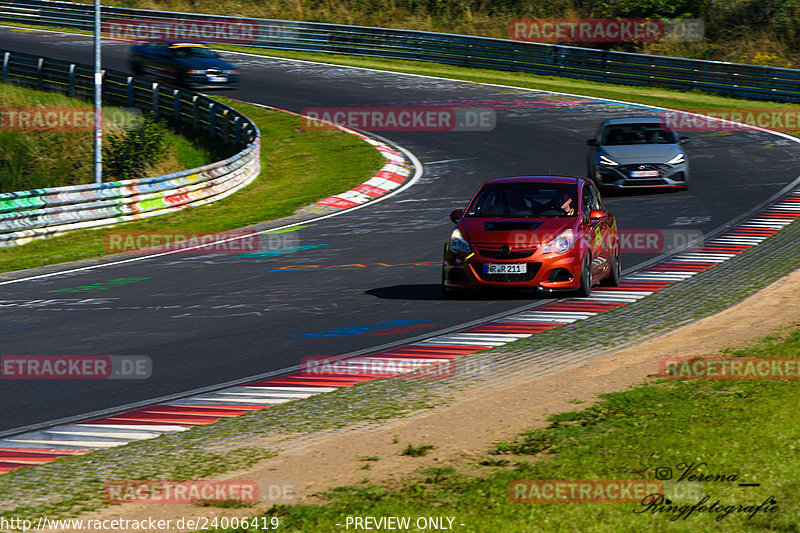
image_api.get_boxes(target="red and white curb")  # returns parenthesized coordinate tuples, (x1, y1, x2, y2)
(299, 133, 412, 214)
(228, 99, 414, 215)
(1, 188, 798, 473)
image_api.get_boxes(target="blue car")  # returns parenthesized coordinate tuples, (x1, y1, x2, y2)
(129, 42, 240, 89)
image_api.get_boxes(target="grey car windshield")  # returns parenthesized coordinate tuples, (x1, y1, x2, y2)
(602, 123, 677, 145)
(466, 183, 578, 218)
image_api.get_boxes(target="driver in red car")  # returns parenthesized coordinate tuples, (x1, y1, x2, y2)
(550, 192, 575, 216)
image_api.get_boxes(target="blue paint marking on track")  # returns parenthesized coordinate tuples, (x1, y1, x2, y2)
(301, 319, 433, 337)
(235, 244, 328, 257)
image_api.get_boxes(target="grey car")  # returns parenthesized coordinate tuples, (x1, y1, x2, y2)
(586, 117, 689, 190)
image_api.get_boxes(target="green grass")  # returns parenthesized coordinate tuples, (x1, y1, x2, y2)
(0, 96, 385, 273)
(0, 83, 213, 191)
(196, 498, 256, 509)
(400, 443, 436, 457)
(199, 326, 800, 532)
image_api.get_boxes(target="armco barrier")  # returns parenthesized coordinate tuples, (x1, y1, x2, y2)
(0, 48, 260, 246)
(0, 1, 798, 102)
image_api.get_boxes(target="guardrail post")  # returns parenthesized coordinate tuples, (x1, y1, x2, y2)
(172, 89, 181, 123)
(192, 95, 199, 129)
(37, 57, 44, 90)
(152, 82, 159, 117)
(221, 108, 230, 143)
(234, 116, 242, 144)
(127, 77, 135, 107)
(68, 64, 76, 97)
(2, 52, 9, 83)
(208, 102, 216, 139)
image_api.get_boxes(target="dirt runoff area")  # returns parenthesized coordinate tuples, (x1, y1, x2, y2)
(51, 268, 800, 533)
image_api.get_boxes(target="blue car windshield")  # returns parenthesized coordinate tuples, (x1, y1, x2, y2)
(602, 123, 677, 145)
(170, 47, 218, 58)
(466, 183, 578, 218)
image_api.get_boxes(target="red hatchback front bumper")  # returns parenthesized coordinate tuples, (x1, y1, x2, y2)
(443, 245, 583, 292)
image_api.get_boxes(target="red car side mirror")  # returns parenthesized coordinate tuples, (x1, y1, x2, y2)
(450, 209, 463, 223)
(589, 209, 606, 222)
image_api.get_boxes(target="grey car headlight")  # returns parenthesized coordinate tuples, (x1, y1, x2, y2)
(599, 155, 619, 166)
(667, 153, 686, 165)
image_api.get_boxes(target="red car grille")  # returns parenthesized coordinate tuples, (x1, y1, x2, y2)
(477, 248, 536, 260)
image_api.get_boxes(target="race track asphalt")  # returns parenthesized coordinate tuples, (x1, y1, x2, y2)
(1, 27, 799, 433)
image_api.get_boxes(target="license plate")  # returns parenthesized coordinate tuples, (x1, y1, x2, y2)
(207, 75, 228, 82)
(483, 263, 527, 274)
(630, 170, 659, 177)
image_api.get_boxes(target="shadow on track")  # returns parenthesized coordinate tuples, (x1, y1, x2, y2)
(365, 285, 566, 301)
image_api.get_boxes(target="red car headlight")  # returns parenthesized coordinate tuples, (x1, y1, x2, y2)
(542, 228, 575, 254)
(449, 228, 471, 254)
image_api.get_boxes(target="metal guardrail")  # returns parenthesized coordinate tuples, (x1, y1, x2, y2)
(0, 0, 798, 103)
(0, 48, 260, 247)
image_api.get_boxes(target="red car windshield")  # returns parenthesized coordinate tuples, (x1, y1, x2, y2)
(465, 183, 578, 218)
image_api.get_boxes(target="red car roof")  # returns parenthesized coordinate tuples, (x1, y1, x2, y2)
(483, 175, 583, 185)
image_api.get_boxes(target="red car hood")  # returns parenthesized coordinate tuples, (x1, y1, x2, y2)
(459, 217, 575, 247)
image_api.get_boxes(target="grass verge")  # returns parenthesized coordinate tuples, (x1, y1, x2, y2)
(202, 327, 800, 532)
(0, 95, 385, 273)
(0, 82, 213, 191)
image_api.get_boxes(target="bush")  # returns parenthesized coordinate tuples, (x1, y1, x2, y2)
(103, 114, 168, 181)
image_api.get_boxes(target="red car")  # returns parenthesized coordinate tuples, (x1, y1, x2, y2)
(442, 175, 620, 297)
